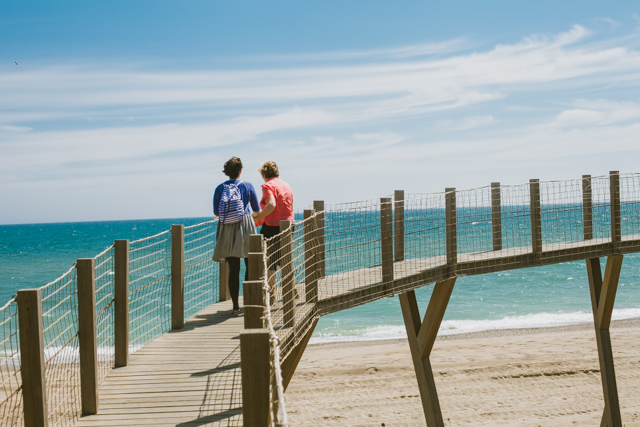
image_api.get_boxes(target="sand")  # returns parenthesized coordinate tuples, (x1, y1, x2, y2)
(285, 318, 640, 426)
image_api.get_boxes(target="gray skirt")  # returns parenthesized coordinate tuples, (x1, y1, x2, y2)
(212, 214, 257, 261)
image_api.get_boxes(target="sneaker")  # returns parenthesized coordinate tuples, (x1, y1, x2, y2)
(232, 308, 241, 317)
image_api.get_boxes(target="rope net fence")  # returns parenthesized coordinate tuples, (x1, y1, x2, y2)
(40, 266, 81, 426)
(0, 299, 21, 427)
(94, 246, 115, 385)
(258, 172, 640, 423)
(184, 220, 218, 319)
(128, 230, 172, 351)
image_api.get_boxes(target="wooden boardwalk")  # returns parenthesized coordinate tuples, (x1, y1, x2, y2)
(73, 235, 640, 426)
(75, 300, 244, 427)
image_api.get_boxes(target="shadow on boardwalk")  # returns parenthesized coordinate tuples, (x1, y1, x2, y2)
(75, 300, 244, 427)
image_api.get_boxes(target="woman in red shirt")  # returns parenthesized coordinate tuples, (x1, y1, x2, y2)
(252, 161, 294, 300)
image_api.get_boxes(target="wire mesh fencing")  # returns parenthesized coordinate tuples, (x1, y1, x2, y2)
(94, 246, 115, 384)
(0, 299, 21, 427)
(184, 220, 218, 319)
(40, 266, 81, 427)
(128, 230, 172, 352)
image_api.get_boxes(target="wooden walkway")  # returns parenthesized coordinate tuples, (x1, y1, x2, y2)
(73, 235, 640, 426)
(76, 300, 244, 427)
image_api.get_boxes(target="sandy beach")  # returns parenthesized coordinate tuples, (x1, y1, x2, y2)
(286, 318, 640, 426)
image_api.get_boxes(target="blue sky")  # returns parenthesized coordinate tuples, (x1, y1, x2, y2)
(2, 1, 640, 224)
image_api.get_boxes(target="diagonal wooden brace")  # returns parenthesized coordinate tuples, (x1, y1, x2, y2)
(417, 278, 456, 358)
(586, 256, 623, 427)
(399, 278, 456, 427)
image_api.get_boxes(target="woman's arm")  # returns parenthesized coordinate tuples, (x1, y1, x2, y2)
(252, 195, 276, 221)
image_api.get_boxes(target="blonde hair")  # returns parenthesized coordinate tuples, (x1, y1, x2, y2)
(258, 161, 279, 179)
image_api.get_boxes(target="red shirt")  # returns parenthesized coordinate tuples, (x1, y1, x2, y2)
(261, 177, 294, 226)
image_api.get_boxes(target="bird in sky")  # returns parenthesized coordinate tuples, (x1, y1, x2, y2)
(15, 62, 19, 65)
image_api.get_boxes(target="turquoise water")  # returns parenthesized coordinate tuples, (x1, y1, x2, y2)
(2, 215, 640, 345)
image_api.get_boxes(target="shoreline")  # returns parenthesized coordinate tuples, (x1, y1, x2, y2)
(308, 316, 640, 350)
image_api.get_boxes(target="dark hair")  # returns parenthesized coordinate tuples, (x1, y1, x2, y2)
(223, 157, 243, 179)
(258, 161, 279, 179)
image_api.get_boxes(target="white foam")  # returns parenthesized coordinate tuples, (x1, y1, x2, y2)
(309, 308, 640, 344)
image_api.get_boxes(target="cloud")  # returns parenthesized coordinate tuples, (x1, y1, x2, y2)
(2, 25, 640, 222)
(0, 125, 32, 132)
(551, 100, 640, 127)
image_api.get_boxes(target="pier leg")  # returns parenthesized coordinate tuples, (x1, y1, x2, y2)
(586, 256, 623, 427)
(399, 279, 455, 427)
(281, 319, 318, 391)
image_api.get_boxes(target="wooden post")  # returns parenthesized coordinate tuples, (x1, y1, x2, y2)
(280, 220, 295, 328)
(304, 210, 319, 303)
(445, 188, 457, 271)
(77, 258, 99, 415)
(394, 190, 405, 262)
(380, 198, 394, 286)
(17, 289, 48, 427)
(491, 182, 502, 251)
(313, 200, 326, 278)
(248, 234, 265, 281)
(244, 280, 265, 329)
(114, 240, 129, 368)
(529, 179, 542, 255)
(219, 261, 230, 302)
(399, 289, 447, 427)
(586, 256, 623, 427)
(582, 175, 593, 241)
(171, 225, 185, 330)
(240, 329, 272, 427)
(610, 171, 621, 245)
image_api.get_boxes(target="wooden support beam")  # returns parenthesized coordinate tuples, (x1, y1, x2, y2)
(281, 319, 318, 391)
(417, 278, 456, 359)
(304, 210, 319, 303)
(583, 175, 593, 241)
(491, 182, 502, 251)
(240, 328, 271, 427)
(313, 200, 326, 278)
(280, 220, 295, 328)
(530, 179, 542, 255)
(114, 240, 129, 368)
(380, 198, 394, 285)
(171, 224, 185, 330)
(445, 188, 457, 272)
(250, 233, 264, 253)
(244, 280, 265, 329)
(218, 261, 230, 302)
(17, 289, 49, 427)
(610, 171, 621, 245)
(598, 256, 623, 330)
(398, 290, 445, 427)
(77, 258, 99, 416)
(248, 234, 265, 281)
(394, 190, 405, 262)
(586, 256, 623, 427)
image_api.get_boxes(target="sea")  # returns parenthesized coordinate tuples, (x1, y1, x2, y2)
(2, 217, 640, 345)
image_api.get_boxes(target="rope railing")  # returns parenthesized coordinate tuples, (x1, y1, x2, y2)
(128, 231, 172, 351)
(0, 299, 21, 427)
(40, 266, 81, 426)
(248, 171, 640, 424)
(184, 220, 218, 318)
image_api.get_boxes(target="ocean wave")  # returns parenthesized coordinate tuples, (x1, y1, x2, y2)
(309, 308, 640, 344)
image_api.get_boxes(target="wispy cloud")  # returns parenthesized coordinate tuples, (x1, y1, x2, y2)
(2, 25, 640, 223)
